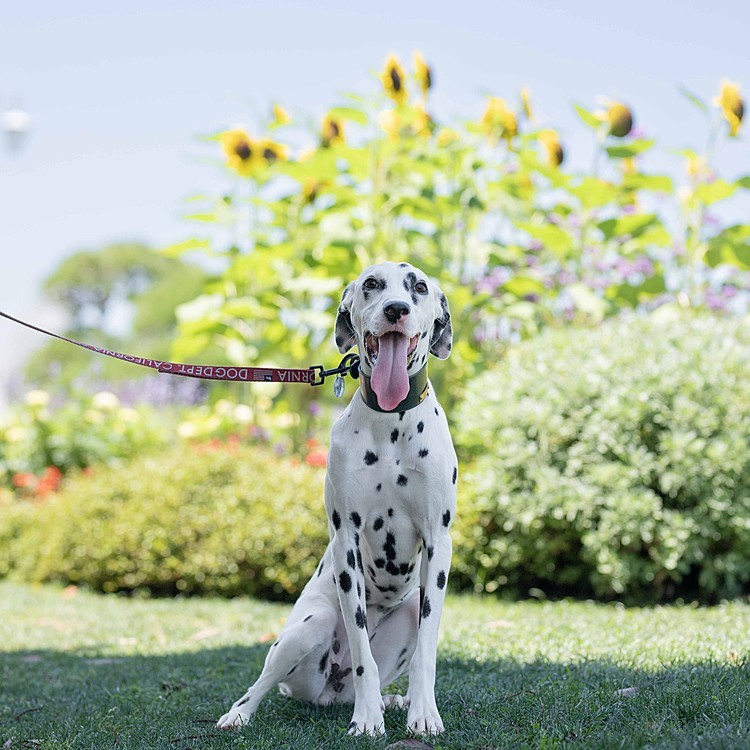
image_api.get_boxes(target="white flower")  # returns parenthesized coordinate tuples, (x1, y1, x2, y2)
(92, 391, 120, 411)
(24, 390, 50, 408)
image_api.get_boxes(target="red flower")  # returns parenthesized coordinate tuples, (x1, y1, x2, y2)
(305, 448, 328, 468)
(12, 472, 35, 489)
(36, 466, 63, 496)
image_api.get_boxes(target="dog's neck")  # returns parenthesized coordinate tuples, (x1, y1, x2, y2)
(358, 364, 429, 413)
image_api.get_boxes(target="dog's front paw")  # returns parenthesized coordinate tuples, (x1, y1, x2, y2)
(347, 702, 386, 736)
(217, 705, 253, 730)
(407, 706, 444, 735)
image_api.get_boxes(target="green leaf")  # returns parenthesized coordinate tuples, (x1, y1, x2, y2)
(736, 175, 750, 189)
(598, 214, 658, 241)
(161, 238, 211, 258)
(606, 139, 656, 158)
(574, 104, 603, 129)
(515, 222, 575, 259)
(570, 178, 619, 209)
(504, 276, 545, 298)
(623, 173, 673, 192)
(694, 180, 737, 206)
(705, 225, 750, 270)
(327, 106, 368, 125)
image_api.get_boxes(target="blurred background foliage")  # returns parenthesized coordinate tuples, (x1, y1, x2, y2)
(2, 54, 749, 603)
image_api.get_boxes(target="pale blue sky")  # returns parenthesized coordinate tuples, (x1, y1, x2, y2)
(1, 0, 748, 395)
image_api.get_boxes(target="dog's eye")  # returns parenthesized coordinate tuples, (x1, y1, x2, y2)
(363, 277, 379, 290)
(415, 280, 428, 294)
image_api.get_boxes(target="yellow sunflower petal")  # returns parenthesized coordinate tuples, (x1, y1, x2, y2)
(381, 54, 408, 105)
(413, 51, 432, 95)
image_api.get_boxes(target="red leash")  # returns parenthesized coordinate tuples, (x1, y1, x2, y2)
(0, 309, 359, 387)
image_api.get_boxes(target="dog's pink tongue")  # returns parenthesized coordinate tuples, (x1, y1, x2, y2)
(371, 332, 409, 411)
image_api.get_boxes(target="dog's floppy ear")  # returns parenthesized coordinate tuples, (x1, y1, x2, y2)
(429, 287, 453, 360)
(334, 282, 357, 353)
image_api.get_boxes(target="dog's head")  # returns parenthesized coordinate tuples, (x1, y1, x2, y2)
(334, 261, 452, 411)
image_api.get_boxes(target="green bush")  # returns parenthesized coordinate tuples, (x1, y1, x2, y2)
(452, 312, 750, 603)
(1, 444, 327, 599)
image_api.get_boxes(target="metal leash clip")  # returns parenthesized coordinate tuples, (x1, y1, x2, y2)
(310, 353, 360, 397)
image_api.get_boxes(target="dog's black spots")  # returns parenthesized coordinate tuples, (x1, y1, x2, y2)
(452, 466, 458, 484)
(427, 545, 434, 561)
(417, 421, 424, 433)
(390, 428, 399, 444)
(388, 507, 394, 517)
(317, 560, 324, 577)
(397, 658, 407, 670)
(376, 584, 389, 593)
(376, 483, 382, 492)
(443, 510, 452, 527)
(356, 665, 364, 676)
(357, 582, 362, 598)
(437, 570, 447, 589)
(399, 411, 406, 421)
(408, 435, 413, 442)
(365, 586, 371, 600)
(355, 605, 366, 629)
(418, 448, 429, 458)
(332, 510, 341, 530)
(354, 429, 359, 435)
(368, 564, 377, 578)
(303, 614, 314, 622)
(350, 511, 361, 528)
(399, 262, 408, 268)
(339, 571, 352, 593)
(237, 696, 249, 707)
(357, 548, 363, 572)
(386, 531, 396, 546)
(364, 451, 378, 466)
(348, 721, 357, 732)
(373, 516, 384, 532)
(375, 558, 386, 569)
(272, 641, 279, 647)
(396, 459, 401, 466)
(399, 562, 409, 576)
(347, 549, 356, 569)
(386, 561, 399, 576)
(384, 543, 396, 561)
(287, 665, 297, 676)
(422, 596, 432, 620)
(397, 474, 408, 487)
(434, 407, 439, 416)
(333, 639, 340, 654)
(319, 650, 329, 672)
(408, 562, 416, 573)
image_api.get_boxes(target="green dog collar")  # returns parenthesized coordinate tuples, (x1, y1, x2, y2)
(359, 364, 430, 413)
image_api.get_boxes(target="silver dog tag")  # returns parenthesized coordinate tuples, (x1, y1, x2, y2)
(333, 375, 345, 398)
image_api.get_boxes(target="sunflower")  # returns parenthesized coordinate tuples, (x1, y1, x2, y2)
(538, 129, 564, 167)
(413, 51, 432, 96)
(220, 129, 261, 177)
(605, 102, 633, 138)
(381, 54, 408, 105)
(481, 97, 518, 143)
(714, 81, 744, 136)
(321, 114, 345, 148)
(258, 138, 289, 164)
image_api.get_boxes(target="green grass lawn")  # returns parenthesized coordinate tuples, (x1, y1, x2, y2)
(1, 582, 749, 750)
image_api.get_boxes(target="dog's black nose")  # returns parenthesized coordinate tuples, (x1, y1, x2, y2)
(383, 300, 411, 324)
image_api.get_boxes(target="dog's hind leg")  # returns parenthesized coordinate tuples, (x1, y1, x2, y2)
(370, 589, 419, 709)
(217, 605, 337, 729)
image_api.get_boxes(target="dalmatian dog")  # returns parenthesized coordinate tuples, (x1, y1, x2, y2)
(217, 261, 457, 736)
